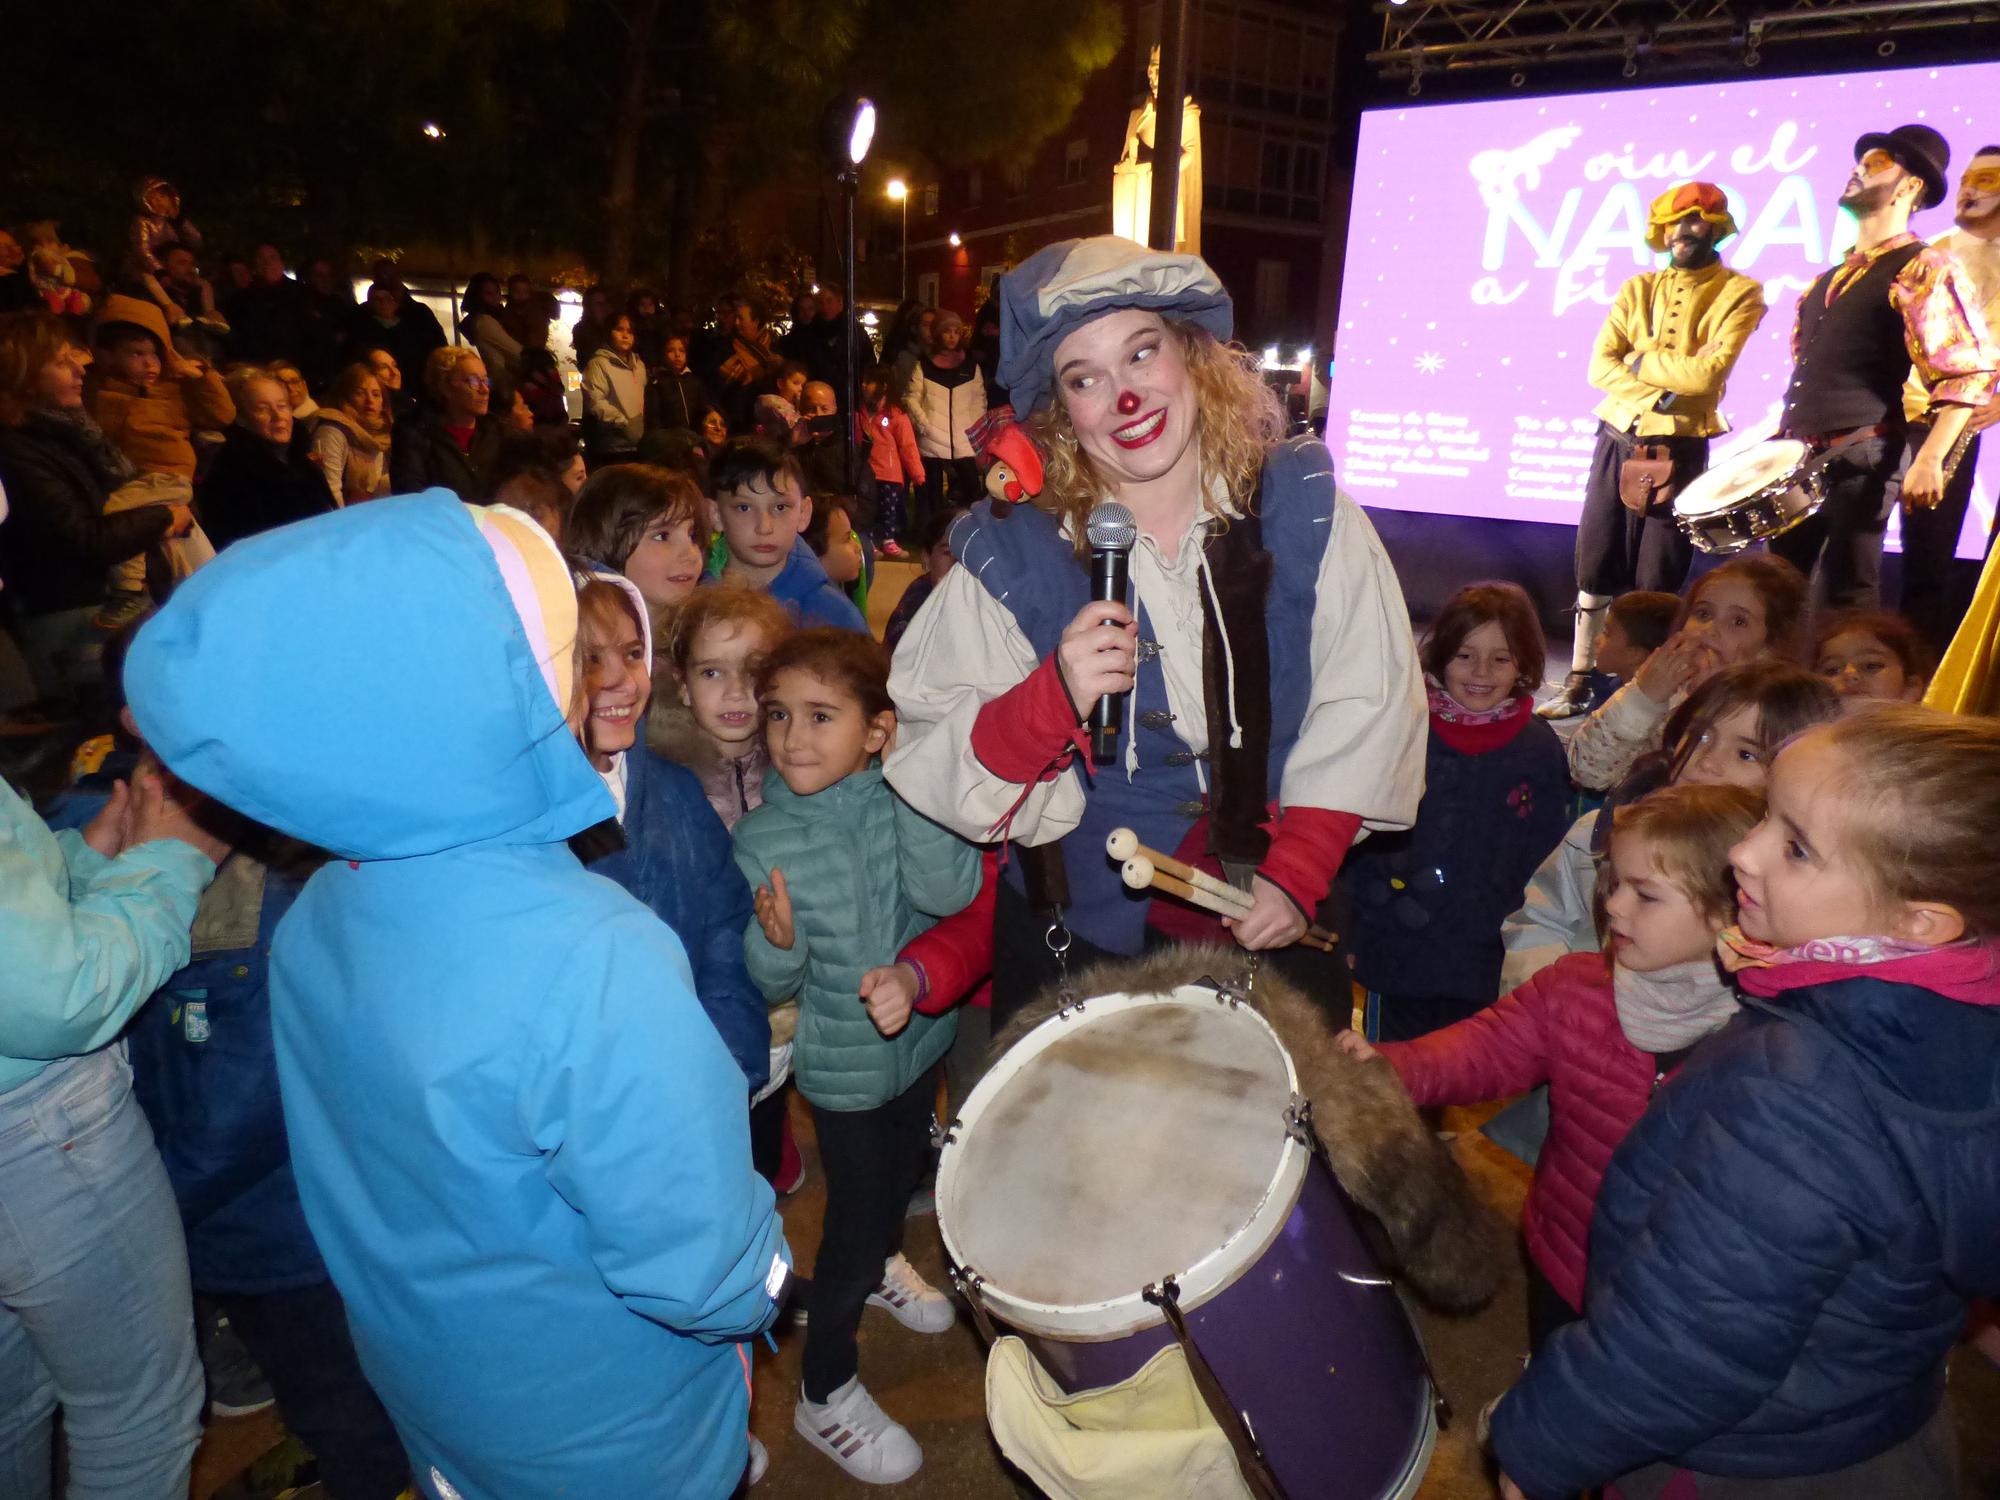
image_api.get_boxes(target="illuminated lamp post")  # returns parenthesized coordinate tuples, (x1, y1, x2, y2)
(822, 93, 876, 487)
(887, 179, 909, 302)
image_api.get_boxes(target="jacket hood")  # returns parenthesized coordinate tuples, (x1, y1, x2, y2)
(576, 563, 653, 663)
(128, 494, 612, 860)
(95, 293, 172, 355)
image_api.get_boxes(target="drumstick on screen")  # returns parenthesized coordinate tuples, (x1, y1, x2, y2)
(1118, 854, 1338, 954)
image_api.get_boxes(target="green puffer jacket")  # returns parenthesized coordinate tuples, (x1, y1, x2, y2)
(732, 766, 981, 1111)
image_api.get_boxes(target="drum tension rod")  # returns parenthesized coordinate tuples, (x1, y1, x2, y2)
(930, 1115, 962, 1149)
(950, 1264, 1000, 1347)
(1196, 973, 1251, 1008)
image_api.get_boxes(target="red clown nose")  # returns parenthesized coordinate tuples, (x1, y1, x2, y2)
(1116, 390, 1142, 415)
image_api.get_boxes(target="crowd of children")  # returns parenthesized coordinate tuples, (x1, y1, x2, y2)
(4, 227, 2000, 1500)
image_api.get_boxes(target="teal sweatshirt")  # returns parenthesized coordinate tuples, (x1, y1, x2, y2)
(1, 777, 215, 1094)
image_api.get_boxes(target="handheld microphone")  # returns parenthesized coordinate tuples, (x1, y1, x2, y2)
(1085, 501, 1138, 763)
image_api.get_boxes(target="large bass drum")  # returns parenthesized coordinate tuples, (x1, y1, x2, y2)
(936, 981, 1437, 1500)
(1672, 438, 1824, 554)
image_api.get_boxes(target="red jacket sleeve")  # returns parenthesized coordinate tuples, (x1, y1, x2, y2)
(1379, 969, 1556, 1108)
(902, 850, 998, 1015)
(1259, 806, 1362, 916)
(970, 653, 1091, 784)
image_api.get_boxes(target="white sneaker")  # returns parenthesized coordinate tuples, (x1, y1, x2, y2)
(746, 1433, 769, 1486)
(867, 1253, 956, 1333)
(794, 1376, 922, 1484)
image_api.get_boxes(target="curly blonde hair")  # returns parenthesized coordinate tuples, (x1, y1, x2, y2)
(424, 344, 487, 405)
(1027, 319, 1287, 554)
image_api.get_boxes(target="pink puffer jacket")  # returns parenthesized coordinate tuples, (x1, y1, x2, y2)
(1379, 952, 1660, 1312)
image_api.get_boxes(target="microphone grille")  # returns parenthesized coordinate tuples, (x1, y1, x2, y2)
(1085, 501, 1138, 550)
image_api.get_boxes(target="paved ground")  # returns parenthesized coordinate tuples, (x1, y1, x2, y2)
(753, 1089, 2000, 1499)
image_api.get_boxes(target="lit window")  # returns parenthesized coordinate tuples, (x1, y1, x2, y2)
(923, 182, 940, 216)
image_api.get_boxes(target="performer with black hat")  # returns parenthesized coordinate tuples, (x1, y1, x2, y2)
(1771, 124, 2000, 609)
(1543, 182, 1767, 719)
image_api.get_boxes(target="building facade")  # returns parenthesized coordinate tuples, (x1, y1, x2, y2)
(893, 0, 1344, 355)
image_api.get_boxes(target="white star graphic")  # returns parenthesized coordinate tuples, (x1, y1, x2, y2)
(1415, 352, 1445, 375)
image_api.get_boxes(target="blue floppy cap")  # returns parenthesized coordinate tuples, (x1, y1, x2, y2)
(995, 236, 1233, 414)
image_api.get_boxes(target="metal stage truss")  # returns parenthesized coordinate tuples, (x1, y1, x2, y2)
(1368, 0, 2000, 91)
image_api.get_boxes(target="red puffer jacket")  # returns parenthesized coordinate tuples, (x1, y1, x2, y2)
(1379, 951, 1658, 1312)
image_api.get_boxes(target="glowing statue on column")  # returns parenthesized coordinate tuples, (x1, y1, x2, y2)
(1112, 45, 1202, 254)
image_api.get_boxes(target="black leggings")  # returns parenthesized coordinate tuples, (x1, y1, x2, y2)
(802, 1071, 938, 1401)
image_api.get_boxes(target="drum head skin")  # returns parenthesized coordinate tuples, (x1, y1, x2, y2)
(1675, 439, 1809, 516)
(938, 988, 1304, 1336)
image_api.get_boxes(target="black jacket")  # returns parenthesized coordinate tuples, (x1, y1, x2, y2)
(0, 415, 172, 615)
(649, 368, 713, 433)
(389, 411, 505, 501)
(197, 427, 336, 552)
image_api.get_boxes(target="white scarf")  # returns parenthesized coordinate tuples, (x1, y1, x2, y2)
(1613, 955, 1739, 1053)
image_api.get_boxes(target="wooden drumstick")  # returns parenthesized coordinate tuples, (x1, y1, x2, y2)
(1121, 855, 1250, 915)
(1121, 856, 1339, 954)
(1107, 828, 1255, 914)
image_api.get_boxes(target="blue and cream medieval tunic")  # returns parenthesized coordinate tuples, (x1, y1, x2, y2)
(884, 433, 1427, 958)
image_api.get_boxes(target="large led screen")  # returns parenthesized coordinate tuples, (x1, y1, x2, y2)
(1327, 63, 2000, 554)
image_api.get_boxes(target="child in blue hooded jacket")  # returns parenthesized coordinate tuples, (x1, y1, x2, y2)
(125, 495, 791, 1500)
(733, 627, 981, 1485)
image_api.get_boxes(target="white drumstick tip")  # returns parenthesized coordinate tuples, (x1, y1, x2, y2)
(1106, 828, 1139, 861)
(1121, 856, 1156, 891)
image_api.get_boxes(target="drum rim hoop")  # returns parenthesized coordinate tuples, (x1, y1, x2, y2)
(1673, 438, 1811, 517)
(937, 985, 1309, 1340)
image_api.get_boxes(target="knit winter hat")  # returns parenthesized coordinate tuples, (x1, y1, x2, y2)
(995, 235, 1232, 414)
(1644, 182, 1739, 253)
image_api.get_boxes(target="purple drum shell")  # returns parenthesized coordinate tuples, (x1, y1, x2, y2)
(1008, 1160, 1433, 1500)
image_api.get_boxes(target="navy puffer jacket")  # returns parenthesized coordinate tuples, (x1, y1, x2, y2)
(577, 747, 770, 1091)
(1493, 950, 2000, 1499)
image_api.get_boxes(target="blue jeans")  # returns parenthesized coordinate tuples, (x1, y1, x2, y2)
(0, 1051, 203, 1500)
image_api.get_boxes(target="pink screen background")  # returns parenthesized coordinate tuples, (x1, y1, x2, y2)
(1327, 62, 2000, 556)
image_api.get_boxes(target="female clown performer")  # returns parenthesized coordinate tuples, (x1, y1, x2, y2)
(886, 236, 1426, 1026)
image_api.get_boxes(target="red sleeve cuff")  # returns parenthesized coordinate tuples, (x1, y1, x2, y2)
(900, 853, 1000, 1014)
(1259, 807, 1363, 917)
(970, 653, 1091, 784)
